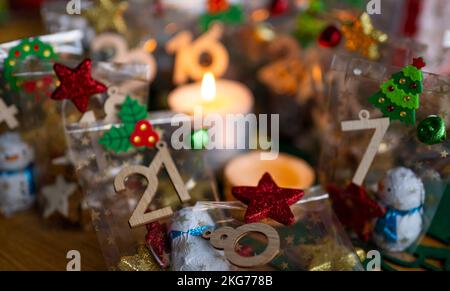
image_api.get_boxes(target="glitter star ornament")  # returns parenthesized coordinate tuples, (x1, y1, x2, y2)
(232, 172, 304, 225)
(327, 183, 385, 241)
(342, 12, 388, 60)
(42, 175, 77, 219)
(145, 222, 170, 268)
(85, 0, 129, 34)
(51, 59, 107, 113)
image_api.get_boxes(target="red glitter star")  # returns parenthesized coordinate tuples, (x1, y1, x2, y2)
(232, 172, 304, 225)
(412, 57, 426, 69)
(145, 221, 170, 268)
(327, 183, 385, 241)
(51, 59, 107, 113)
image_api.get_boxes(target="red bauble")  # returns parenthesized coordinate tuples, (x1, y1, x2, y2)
(327, 183, 385, 241)
(130, 120, 159, 148)
(232, 172, 304, 225)
(318, 25, 342, 48)
(270, 0, 289, 16)
(51, 59, 107, 113)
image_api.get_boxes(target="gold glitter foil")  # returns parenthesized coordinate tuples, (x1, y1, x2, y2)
(85, 0, 129, 34)
(356, 248, 367, 262)
(118, 245, 161, 271)
(298, 237, 361, 271)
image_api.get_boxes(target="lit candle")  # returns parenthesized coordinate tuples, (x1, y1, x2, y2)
(167, 73, 254, 116)
(224, 151, 315, 201)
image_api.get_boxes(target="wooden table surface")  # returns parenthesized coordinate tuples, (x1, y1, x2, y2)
(0, 209, 106, 271)
(1, 208, 447, 271)
(0, 9, 106, 272)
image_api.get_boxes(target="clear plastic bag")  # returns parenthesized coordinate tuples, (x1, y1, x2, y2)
(169, 186, 364, 271)
(0, 31, 84, 218)
(319, 54, 449, 253)
(65, 111, 221, 269)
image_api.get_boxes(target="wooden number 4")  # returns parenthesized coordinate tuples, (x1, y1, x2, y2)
(0, 98, 19, 129)
(341, 110, 390, 186)
(114, 141, 191, 228)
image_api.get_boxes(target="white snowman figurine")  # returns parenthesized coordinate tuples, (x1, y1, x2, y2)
(0, 132, 36, 216)
(373, 167, 425, 252)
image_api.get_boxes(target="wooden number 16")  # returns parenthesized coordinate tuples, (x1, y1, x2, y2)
(341, 110, 390, 186)
(114, 141, 191, 228)
(166, 23, 229, 85)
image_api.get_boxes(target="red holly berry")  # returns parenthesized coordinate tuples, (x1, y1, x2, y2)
(130, 120, 159, 148)
(208, 0, 229, 14)
(318, 25, 342, 48)
(387, 105, 395, 112)
(388, 86, 395, 92)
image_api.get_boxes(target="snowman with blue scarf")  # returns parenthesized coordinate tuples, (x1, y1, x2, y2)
(373, 167, 425, 252)
(0, 132, 35, 216)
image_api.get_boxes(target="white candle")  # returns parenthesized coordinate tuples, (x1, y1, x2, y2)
(167, 73, 254, 116)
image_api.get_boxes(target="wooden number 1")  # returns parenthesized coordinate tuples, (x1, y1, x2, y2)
(341, 110, 390, 186)
(114, 141, 191, 228)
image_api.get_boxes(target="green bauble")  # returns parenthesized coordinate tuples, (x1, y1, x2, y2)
(191, 129, 209, 150)
(417, 115, 447, 145)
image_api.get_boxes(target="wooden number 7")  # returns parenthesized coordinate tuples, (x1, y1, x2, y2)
(114, 141, 191, 228)
(341, 110, 390, 186)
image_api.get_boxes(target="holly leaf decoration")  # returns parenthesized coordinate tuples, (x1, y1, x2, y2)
(119, 96, 148, 133)
(99, 96, 149, 153)
(99, 125, 133, 153)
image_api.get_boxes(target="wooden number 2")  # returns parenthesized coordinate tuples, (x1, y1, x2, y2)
(90, 33, 157, 92)
(114, 141, 191, 228)
(166, 23, 229, 85)
(341, 110, 390, 186)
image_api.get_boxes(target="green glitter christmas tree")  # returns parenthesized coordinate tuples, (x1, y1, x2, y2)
(368, 57, 426, 125)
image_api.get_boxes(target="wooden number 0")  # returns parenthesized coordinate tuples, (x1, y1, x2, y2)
(202, 223, 280, 268)
(341, 110, 390, 186)
(114, 141, 191, 228)
(166, 23, 229, 85)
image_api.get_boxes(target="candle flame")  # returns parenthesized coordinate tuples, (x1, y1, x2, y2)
(201, 72, 216, 102)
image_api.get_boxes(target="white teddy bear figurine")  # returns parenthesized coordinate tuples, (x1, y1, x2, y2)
(0, 132, 35, 216)
(373, 167, 425, 252)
